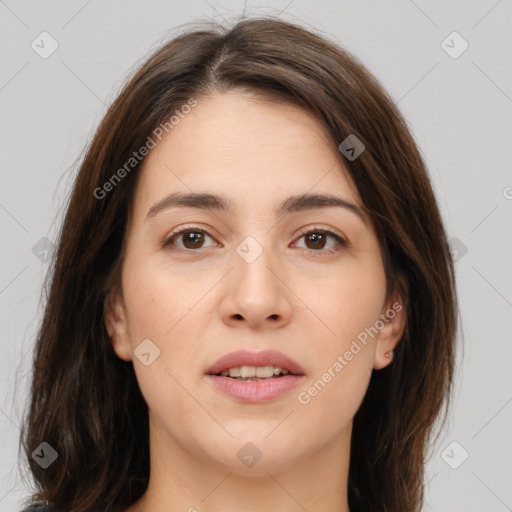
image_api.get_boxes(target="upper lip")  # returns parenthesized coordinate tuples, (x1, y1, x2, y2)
(206, 349, 306, 376)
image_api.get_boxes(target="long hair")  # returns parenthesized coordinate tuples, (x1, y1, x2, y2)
(20, 17, 458, 512)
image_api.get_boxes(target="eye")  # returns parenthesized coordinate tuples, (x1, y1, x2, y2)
(162, 225, 218, 251)
(162, 224, 349, 255)
(292, 226, 348, 255)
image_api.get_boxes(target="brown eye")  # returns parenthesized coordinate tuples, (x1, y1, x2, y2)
(163, 227, 216, 250)
(304, 232, 327, 250)
(293, 228, 348, 255)
(181, 231, 205, 249)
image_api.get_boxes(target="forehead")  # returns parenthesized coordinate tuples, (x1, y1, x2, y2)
(132, 92, 362, 219)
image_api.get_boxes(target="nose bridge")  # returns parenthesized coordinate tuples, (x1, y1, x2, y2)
(220, 231, 293, 328)
(233, 232, 280, 299)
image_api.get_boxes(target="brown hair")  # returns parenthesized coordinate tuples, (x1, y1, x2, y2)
(20, 16, 458, 512)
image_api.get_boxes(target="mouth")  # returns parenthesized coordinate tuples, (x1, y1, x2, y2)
(205, 349, 306, 403)
(212, 365, 297, 381)
(205, 349, 306, 379)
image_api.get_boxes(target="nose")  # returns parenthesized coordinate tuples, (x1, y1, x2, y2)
(219, 241, 293, 330)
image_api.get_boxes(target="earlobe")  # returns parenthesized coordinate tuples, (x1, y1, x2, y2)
(373, 297, 406, 370)
(104, 290, 132, 362)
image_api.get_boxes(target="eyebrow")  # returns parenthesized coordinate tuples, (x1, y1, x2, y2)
(145, 191, 366, 223)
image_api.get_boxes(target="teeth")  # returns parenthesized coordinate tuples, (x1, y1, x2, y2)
(240, 365, 256, 378)
(256, 366, 275, 378)
(219, 366, 290, 377)
(228, 367, 240, 377)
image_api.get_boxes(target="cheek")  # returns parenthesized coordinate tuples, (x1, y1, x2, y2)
(294, 349, 374, 450)
(121, 250, 205, 341)
(120, 251, 210, 399)
(300, 253, 386, 352)
(291, 252, 383, 427)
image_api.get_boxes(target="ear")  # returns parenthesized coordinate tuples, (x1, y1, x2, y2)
(373, 290, 407, 370)
(104, 289, 132, 362)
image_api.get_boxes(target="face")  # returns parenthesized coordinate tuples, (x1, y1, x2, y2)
(105, 91, 405, 476)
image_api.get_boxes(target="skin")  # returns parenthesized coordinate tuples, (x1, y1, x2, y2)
(105, 91, 406, 512)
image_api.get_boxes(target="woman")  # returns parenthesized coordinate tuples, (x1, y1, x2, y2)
(20, 16, 458, 512)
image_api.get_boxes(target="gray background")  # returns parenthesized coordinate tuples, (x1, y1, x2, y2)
(1, 1, 511, 511)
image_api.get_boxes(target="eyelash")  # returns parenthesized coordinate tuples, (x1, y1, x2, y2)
(162, 224, 349, 256)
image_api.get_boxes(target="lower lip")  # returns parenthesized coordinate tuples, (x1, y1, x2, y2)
(205, 374, 306, 403)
